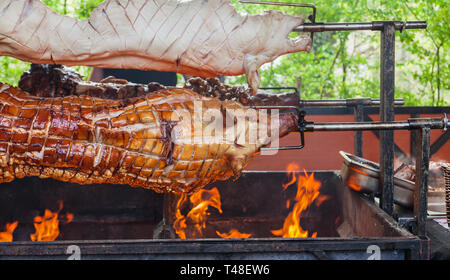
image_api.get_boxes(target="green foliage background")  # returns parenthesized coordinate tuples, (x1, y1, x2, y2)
(0, 0, 448, 106)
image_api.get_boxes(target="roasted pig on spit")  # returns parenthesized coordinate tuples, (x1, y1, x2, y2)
(0, 0, 312, 93)
(0, 77, 299, 194)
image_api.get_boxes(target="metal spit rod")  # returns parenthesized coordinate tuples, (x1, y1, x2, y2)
(259, 88, 405, 107)
(300, 98, 404, 107)
(294, 21, 427, 33)
(249, 98, 404, 109)
(304, 117, 449, 132)
(239, 1, 427, 32)
(259, 87, 405, 107)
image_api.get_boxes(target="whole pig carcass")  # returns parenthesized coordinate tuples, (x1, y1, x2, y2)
(0, 0, 312, 93)
(0, 83, 298, 194)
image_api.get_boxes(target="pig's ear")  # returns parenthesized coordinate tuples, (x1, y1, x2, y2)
(243, 54, 261, 96)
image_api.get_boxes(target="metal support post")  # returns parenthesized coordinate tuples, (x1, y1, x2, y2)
(353, 102, 365, 157)
(379, 22, 396, 216)
(409, 112, 420, 165)
(414, 127, 430, 238)
(153, 194, 178, 239)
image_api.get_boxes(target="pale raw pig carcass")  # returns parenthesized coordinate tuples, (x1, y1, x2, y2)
(0, 0, 312, 93)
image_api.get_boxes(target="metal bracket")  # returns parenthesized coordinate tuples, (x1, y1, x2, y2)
(398, 217, 416, 232)
(152, 219, 176, 239)
(443, 113, 448, 131)
(246, 105, 311, 150)
(414, 127, 431, 238)
(259, 86, 299, 95)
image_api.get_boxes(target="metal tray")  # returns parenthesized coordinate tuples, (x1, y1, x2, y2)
(339, 151, 415, 208)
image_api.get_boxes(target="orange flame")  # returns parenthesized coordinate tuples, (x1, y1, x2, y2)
(347, 182, 362, 191)
(282, 162, 300, 190)
(271, 163, 323, 238)
(216, 229, 252, 239)
(173, 187, 223, 239)
(30, 201, 73, 242)
(350, 167, 369, 176)
(0, 221, 18, 242)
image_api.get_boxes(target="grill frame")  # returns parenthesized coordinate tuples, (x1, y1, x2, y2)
(0, 237, 427, 260)
(0, 171, 430, 260)
(0, 14, 441, 260)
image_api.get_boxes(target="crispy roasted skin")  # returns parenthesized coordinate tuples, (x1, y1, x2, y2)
(0, 83, 297, 193)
